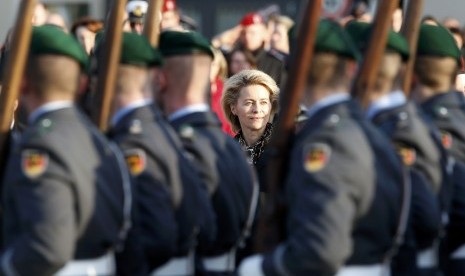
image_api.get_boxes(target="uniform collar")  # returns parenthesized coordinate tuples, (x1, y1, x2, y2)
(366, 90, 406, 120)
(111, 99, 153, 127)
(306, 93, 350, 119)
(168, 103, 210, 122)
(28, 101, 74, 125)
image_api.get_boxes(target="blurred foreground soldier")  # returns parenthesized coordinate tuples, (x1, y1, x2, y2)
(161, 0, 183, 31)
(239, 19, 392, 276)
(108, 32, 216, 276)
(126, 0, 148, 34)
(413, 24, 465, 276)
(158, 31, 258, 276)
(1, 25, 131, 276)
(239, 12, 287, 87)
(347, 21, 443, 276)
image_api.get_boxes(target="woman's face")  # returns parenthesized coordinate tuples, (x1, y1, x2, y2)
(230, 51, 252, 75)
(231, 84, 271, 133)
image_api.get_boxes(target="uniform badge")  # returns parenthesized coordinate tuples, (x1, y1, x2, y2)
(129, 120, 143, 134)
(179, 124, 195, 140)
(21, 149, 49, 178)
(124, 149, 146, 176)
(397, 146, 416, 166)
(440, 131, 453, 149)
(303, 143, 331, 173)
(133, 6, 143, 17)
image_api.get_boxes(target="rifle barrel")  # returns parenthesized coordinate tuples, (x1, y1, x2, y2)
(0, 0, 36, 160)
(143, 0, 164, 47)
(254, 0, 322, 253)
(400, 0, 424, 96)
(92, 0, 126, 132)
(351, 0, 400, 109)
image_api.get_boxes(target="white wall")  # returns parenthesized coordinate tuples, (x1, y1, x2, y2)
(0, 0, 20, 43)
(424, 0, 465, 25)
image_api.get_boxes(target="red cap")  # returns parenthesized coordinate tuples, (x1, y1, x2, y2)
(240, 12, 264, 27)
(163, 0, 177, 12)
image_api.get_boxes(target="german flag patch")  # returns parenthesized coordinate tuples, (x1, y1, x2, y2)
(440, 131, 453, 149)
(124, 149, 146, 176)
(21, 149, 49, 178)
(303, 143, 331, 173)
(397, 146, 416, 166)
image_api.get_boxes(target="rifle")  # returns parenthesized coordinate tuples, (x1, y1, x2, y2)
(0, 0, 36, 167)
(143, 0, 164, 47)
(92, 0, 126, 132)
(351, 0, 400, 109)
(400, 0, 424, 96)
(254, 0, 322, 253)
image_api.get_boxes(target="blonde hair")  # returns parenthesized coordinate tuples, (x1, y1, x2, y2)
(222, 69, 279, 132)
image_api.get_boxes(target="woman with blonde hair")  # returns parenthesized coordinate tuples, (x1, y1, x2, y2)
(222, 69, 279, 170)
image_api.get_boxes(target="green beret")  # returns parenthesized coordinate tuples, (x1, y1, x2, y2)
(121, 32, 163, 67)
(159, 31, 214, 59)
(315, 19, 360, 60)
(345, 21, 410, 61)
(30, 25, 88, 70)
(417, 24, 461, 60)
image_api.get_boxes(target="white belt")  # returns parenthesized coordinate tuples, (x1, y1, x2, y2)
(151, 253, 194, 276)
(335, 264, 389, 276)
(54, 251, 115, 276)
(451, 244, 465, 259)
(203, 249, 236, 272)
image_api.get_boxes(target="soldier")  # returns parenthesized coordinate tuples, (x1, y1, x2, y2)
(413, 24, 465, 276)
(107, 32, 216, 276)
(158, 31, 258, 275)
(238, 12, 287, 87)
(346, 21, 444, 275)
(125, 0, 148, 34)
(161, 0, 183, 31)
(239, 19, 403, 275)
(0, 25, 131, 275)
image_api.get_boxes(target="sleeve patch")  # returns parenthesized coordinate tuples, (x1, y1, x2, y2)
(440, 131, 453, 149)
(124, 149, 146, 176)
(303, 143, 331, 173)
(21, 149, 49, 178)
(396, 145, 416, 166)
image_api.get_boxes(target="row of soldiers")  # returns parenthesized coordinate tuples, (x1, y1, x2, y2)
(0, 19, 258, 276)
(1, 2, 465, 276)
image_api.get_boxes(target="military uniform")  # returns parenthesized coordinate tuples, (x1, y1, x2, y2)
(420, 92, 465, 275)
(0, 25, 131, 276)
(109, 103, 216, 275)
(159, 31, 257, 275)
(345, 21, 444, 276)
(344, 100, 405, 271)
(2, 104, 131, 276)
(169, 109, 257, 276)
(245, 96, 376, 276)
(107, 32, 216, 276)
(368, 98, 444, 275)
